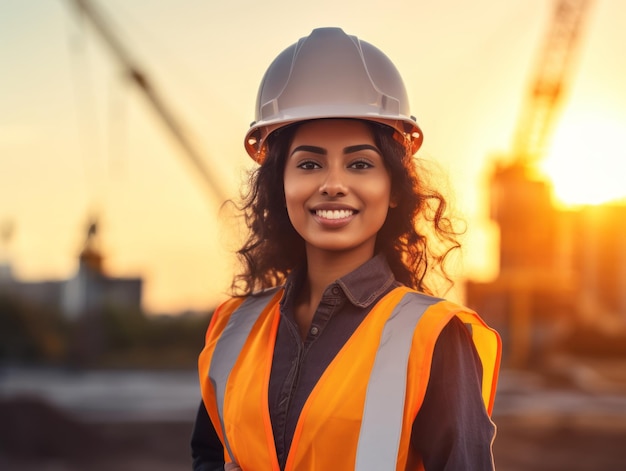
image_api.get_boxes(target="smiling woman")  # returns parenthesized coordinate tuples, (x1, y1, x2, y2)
(191, 27, 501, 471)
(541, 114, 626, 207)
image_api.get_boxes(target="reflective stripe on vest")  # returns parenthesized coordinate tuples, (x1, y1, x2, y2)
(355, 292, 439, 471)
(209, 289, 279, 462)
(209, 289, 439, 468)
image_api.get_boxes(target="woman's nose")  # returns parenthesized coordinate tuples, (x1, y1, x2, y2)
(319, 168, 347, 197)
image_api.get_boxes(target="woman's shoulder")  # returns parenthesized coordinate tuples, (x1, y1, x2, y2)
(215, 286, 285, 316)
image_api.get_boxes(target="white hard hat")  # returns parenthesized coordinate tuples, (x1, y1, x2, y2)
(244, 27, 423, 162)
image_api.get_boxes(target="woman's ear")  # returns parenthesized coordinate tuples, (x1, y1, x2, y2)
(389, 198, 398, 209)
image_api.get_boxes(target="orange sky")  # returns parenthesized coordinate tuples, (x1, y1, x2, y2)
(1, 0, 625, 314)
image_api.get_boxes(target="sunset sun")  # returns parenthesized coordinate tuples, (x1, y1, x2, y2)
(540, 114, 626, 208)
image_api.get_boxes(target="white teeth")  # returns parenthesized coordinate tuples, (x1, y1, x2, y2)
(315, 209, 354, 220)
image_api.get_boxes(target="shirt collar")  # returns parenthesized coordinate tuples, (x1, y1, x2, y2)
(281, 253, 397, 310)
(335, 253, 397, 307)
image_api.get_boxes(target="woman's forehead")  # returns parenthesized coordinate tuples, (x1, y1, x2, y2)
(290, 119, 375, 146)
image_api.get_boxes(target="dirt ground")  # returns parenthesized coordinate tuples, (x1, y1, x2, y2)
(1, 404, 625, 470)
(3, 357, 626, 471)
(493, 415, 626, 470)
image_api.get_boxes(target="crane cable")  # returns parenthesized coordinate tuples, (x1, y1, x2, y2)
(66, 0, 229, 205)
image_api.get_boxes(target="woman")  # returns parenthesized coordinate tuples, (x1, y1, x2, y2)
(191, 27, 501, 471)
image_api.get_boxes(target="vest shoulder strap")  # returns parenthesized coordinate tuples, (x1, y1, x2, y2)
(355, 289, 440, 471)
(209, 287, 282, 462)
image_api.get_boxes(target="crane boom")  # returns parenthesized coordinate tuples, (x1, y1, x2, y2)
(512, 0, 592, 164)
(66, 0, 229, 203)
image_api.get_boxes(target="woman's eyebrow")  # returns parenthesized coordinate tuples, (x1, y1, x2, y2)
(289, 143, 381, 157)
(290, 145, 326, 156)
(344, 144, 381, 155)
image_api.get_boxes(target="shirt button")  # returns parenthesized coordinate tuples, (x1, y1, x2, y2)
(310, 326, 319, 336)
(331, 287, 340, 295)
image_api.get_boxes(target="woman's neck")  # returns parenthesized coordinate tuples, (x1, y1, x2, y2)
(292, 245, 374, 339)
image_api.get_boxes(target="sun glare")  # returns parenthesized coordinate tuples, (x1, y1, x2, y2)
(540, 114, 626, 208)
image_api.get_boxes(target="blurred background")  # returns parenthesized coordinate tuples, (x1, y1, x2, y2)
(1, 0, 625, 469)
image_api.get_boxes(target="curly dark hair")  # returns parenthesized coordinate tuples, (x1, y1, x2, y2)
(230, 119, 462, 296)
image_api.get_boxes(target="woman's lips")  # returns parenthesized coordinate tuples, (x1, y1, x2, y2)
(311, 208, 357, 227)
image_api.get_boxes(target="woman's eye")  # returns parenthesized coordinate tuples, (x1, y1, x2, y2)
(349, 160, 373, 170)
(297, 160, 320, 170)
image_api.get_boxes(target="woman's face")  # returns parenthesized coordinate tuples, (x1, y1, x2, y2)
(283, 119, 394, 261)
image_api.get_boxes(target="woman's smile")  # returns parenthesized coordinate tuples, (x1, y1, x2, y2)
(313, 209, 355, 220)
(310, 204, 359, 228)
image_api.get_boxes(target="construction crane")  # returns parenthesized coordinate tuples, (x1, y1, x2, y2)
(66, 0, 229, 204)
(470, 0, 594, 367)
(491, 0, 593, 274)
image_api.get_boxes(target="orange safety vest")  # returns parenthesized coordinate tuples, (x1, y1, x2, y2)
(198, 286, 501, 471)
